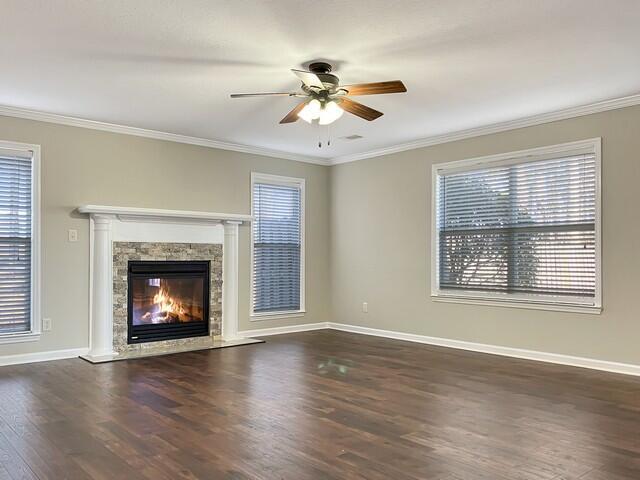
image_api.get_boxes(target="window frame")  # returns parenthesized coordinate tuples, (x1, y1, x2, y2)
(0, 140, 41, 343)
(250, 172, 305, 320)
(431, 138, 602, 314)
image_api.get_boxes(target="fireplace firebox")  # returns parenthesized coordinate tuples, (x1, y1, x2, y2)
(127, 261, 210, 344)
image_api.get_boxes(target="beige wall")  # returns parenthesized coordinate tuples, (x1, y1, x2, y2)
(2, 104, 640, 366)
(330, 105, 640, 365)
(0, 115, 330, 357)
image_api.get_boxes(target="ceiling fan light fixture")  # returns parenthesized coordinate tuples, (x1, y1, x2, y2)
(318, 100, 344, 125)
(231, 64, 406, 129)
(297, 99, 321, 123)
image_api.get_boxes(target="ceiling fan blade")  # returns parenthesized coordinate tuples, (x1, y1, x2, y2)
(230, 92, 303, 98)
(291, 69, 324, 90)
(279, 101, 308, 124)
(339, 98, 383, 121)
(342, 80, 407, 96)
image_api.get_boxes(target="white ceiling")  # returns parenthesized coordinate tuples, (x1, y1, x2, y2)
(3, 0, 640, 161)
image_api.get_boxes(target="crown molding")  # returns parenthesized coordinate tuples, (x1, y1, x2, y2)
(0, 104, 329, 166)
(329, 93, 640, 165)
(3, 93, 640, 167)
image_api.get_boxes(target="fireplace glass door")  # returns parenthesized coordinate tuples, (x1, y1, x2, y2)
(127, 261, 210, 344)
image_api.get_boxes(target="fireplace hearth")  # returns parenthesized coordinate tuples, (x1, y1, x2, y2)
(127, 260, 210, 344)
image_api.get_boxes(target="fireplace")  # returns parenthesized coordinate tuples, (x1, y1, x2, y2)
(127, 261, 210, 344)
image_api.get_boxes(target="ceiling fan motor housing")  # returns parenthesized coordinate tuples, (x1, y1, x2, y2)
(308, 62, 339, 91)
(308, 62, 333, 74)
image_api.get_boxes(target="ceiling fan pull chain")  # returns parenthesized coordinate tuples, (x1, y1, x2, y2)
(327, 124, 331, 146)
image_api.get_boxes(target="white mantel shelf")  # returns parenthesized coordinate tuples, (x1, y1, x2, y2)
(77, 205, 253, 224)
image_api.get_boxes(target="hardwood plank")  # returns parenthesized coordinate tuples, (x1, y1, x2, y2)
(0, 431, 39, 479)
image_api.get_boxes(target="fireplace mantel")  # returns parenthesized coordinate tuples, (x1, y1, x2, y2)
(78, 204, 253, 225)
(78, 204, 254, 363)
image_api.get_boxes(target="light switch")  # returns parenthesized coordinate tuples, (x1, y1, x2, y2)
(68, 229, 78, 242)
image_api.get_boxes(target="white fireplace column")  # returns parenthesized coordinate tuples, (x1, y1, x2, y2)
(87, 214, 117, 361)
(222, 220, 242, 341)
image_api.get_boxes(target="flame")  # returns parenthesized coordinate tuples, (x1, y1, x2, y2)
(153, 286, 186, 317)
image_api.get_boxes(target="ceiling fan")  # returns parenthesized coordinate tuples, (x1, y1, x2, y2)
(230, 62, 407, 126)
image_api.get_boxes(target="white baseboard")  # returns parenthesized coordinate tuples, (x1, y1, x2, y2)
(1, 323, 330, 366)
(239, 320, 640, 376)
(3, 323, 639, 377)
(327, 322, 640, 377)
(239, 322, 330, 338)
(0, 347, 89, 367)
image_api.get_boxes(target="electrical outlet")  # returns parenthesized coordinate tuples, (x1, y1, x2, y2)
(43, 318, 52, 331)
(362, 302, 368, 313)
(68, 229, 78, 242)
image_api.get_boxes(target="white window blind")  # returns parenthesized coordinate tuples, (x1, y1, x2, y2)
(434, 141, 600, 309)
(0, 152, 33, 334)
(252, 176, 303, 314)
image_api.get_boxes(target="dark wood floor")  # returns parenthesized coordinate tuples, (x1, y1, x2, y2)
(1, 330, 640, 479)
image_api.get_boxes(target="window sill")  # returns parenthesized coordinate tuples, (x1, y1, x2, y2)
(0, 331, 41, 345)
(250, 310, 306, 322)
(431, 294, 601, 315)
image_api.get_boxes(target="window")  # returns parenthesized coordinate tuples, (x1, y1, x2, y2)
(431, 138, 601, 313)
(251, 173, 305, 318)
(0, 141, 40, 341)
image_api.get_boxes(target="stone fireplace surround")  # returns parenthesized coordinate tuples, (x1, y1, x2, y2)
(78, 205, 260, 363)
(112, 242, 222, 353)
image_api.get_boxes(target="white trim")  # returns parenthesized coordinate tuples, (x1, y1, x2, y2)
(222, 221, 242, 341)
(431, 137, 601, 174)
(0, 140, 41, 343)
(430, 138, 602, 313)
(250, 310, 306, 321)
(87, 215, 115, 358)
(238, 322, 329, 338)
(1, 94, 639, 167)
(32, 144, 42, 338)
(594, 137, 603, 311)
(250, 172, 306, 317)
(237, 321, 640, 376)
(3, 322, 639, 376)
(78, 205, 252, 225)
(0, 104, 328, 165)
(431, 295, 601, 314)
(327, 323, 640, 377)
(0, 332, 40, 345)
(111, 217, 224, 244)
(0, 347, 89, 367)
(331, 93, 640, 164)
